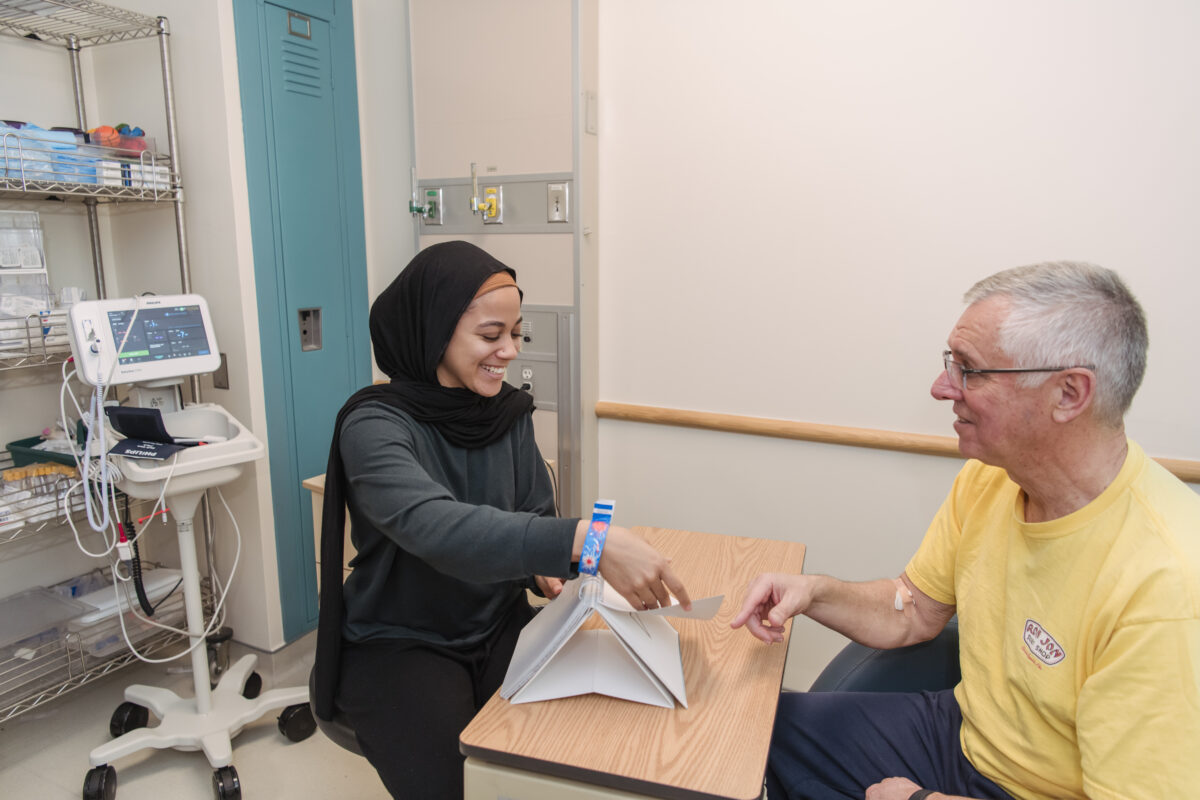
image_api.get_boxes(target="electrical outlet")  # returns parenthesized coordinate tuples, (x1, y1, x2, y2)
(508, 360, 557, 409)
(518, 366, 535, 395)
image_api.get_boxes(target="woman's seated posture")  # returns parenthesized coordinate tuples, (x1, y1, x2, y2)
(313, 241, 689, 798)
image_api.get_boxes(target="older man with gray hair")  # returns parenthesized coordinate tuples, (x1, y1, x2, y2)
(734, 262, 1200, 800)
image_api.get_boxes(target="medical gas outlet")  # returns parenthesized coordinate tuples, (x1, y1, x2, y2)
(478, 185, 503, 224)
(411, 187, 443, 225)
(409, 168, 443, 224)
(469, 162, 503, 224)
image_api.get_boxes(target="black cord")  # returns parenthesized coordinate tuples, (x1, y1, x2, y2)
(152, 578, 183, 613)
(544, 458, 561, 517)
(123, 495, 155, 617)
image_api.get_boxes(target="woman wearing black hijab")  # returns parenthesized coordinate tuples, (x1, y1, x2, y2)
(314, 241, 689, 799)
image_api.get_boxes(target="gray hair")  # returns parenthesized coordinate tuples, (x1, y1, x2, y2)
(964, 261, 1147, 427)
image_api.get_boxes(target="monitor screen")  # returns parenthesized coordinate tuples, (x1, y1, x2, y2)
(68, 294, 222, 386)
(106, 303, 212, 366)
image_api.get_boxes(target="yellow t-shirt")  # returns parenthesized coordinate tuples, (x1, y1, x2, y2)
(907, 441, 1200, 800)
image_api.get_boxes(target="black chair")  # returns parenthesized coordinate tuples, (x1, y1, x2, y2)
(808, 618, 960, 693)
(308, 665, 364, 756)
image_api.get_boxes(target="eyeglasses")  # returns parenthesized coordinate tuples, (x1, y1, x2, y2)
(942, 350, 1095, 391)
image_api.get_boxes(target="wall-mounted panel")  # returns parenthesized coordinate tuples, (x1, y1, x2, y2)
(416, 174, 574, 234)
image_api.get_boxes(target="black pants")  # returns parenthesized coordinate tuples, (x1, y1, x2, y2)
(336, 601, 533, 799)
(766, 689, 1014, 800)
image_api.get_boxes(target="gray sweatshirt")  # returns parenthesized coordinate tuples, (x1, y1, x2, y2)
(338, 401, 579, 649)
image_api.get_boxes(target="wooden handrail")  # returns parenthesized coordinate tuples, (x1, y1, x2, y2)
(594, 401, 1200, 484)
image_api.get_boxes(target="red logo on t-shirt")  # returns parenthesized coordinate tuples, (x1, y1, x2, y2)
(1023, 619, 1065, 666)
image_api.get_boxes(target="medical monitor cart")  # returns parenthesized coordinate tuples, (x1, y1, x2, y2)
(67, 295, 314, 800)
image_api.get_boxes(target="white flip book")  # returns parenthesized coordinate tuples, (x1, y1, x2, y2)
(500, 576, 723, 709)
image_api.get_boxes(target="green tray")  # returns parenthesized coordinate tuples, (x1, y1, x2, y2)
(6, 436, 79, 468)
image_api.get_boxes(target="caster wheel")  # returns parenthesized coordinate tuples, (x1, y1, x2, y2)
(82, 764, 117, 800)
(241, 671, 263, 699)
(109, 701, 149, 738)
(277, 703, 317, 742)
(212, 765, 241, 799)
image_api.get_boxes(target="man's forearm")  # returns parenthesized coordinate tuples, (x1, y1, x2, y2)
(804, 575, 934, 649)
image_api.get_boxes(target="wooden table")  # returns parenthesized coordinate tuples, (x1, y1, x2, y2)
(460, 527, 806, 800)
(303, 473, 355, 588)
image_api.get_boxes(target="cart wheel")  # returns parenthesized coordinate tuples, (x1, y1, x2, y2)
(241, 671, 262, 699)
(277, 703, 317, 742)
(212, 765, 241, 799)
(82, 764, 117, 800)
(109, 701, 149, 738)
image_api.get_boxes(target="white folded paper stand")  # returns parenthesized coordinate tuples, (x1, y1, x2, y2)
(500, 576, 723, 709)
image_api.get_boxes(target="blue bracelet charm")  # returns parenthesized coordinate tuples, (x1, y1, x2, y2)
(579, 499, 614, 576)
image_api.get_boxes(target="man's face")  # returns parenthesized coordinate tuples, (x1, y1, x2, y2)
(931, 296, 1048, 469)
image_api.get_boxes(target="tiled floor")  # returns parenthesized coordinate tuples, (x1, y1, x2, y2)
(0, 632, 390, 799)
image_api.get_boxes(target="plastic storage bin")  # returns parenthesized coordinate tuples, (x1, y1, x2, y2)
(0, 275, 53, 328)
(0, 588, 88, 710)
(0, 124, 97, 184)
(0, 210, 45, 270)
(0, 461, 82, 535)
(67, 569, 186, 662)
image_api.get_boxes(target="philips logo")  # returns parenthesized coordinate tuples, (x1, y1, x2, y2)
(1023, 619, 1065, 666)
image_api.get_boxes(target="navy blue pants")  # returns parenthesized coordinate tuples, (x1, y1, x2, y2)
(766, 689, 1015, 800)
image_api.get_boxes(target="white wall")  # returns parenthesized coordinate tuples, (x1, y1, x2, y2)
(353, 2, 419, 313)
(410, 0, 573, 180)
(595, 1, 1200, 688)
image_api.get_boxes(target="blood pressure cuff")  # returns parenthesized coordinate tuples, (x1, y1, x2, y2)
(105, 405, 173, 443)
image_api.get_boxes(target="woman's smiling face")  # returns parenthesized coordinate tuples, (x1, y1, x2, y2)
(435, 286, 522, 396)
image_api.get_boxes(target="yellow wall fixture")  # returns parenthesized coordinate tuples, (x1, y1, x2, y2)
(469, 162, 502, 223)
(481, 185, 502, 222)
(594, 401, 1200, 485)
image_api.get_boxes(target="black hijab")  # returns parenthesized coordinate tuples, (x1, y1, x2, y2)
(365, 239, 533, 446)
(314, 241, 533, 720)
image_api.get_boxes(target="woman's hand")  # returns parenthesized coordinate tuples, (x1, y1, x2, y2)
(533, 575, 564, 599)
(583, 524, 692, 612)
